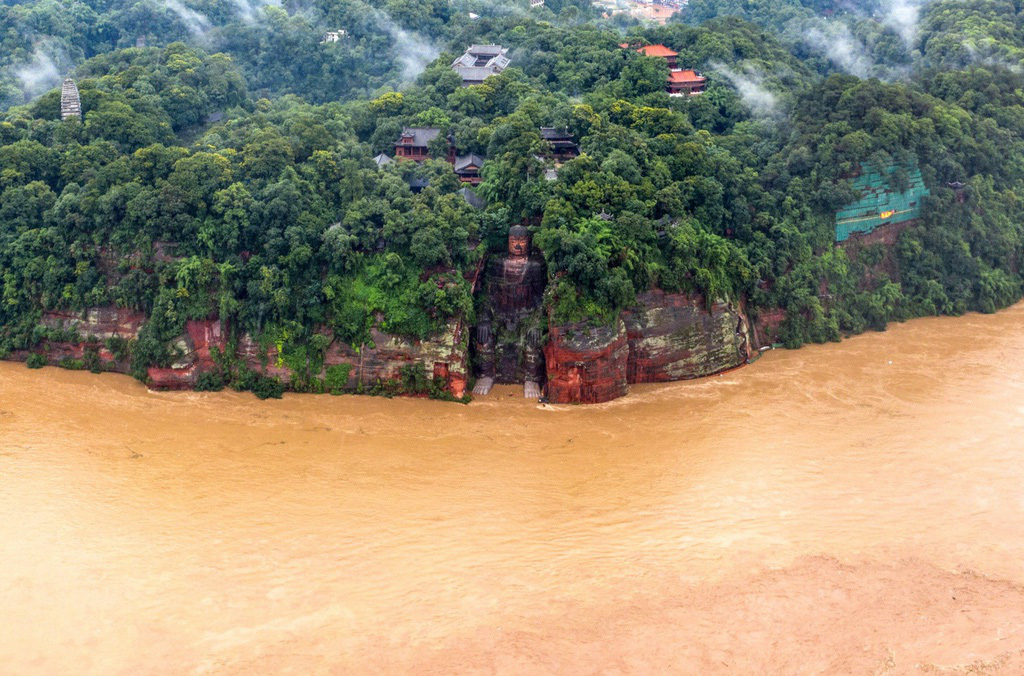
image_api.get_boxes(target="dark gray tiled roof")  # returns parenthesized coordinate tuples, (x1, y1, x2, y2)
(540, 126, 571, 140)
(407, 176, 430, 192)
(454, 153, 485, 172)
(468, 44, 505, 56)
(396, 126, 441, 146)
(451, 45, 510, 83)
(458, 187, 486, 209)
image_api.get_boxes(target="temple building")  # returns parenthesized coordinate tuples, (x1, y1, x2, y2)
(454, 153, 484, 184)
(451, 45, 510, 86)
(459, 186, 485, 209)
(540, 127, 579, 160)
(633, 44, 678, 69)
(60, 78, 82, 121)
(394, 127, 450, 161)
(667, 69, 706, 96)
(406, 176, 429, 193)
(623, 44, 705, 96)
(392, 129, 486, 183)
(321, 30, 348, 43)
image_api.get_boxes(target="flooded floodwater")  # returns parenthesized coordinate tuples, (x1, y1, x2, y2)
(2, 305, 1024, 673)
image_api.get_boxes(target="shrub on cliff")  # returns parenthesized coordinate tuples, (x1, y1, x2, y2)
(57, 357, 85, 371)
(250, 374, 285, 400)
(195, 371, 226, 392)
(325, 364, 352, 395)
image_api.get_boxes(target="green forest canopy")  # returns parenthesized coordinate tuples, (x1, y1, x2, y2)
(1, 0, 1023, 384)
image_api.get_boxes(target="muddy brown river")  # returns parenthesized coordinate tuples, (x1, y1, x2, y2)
(2, 306, 1024, 674)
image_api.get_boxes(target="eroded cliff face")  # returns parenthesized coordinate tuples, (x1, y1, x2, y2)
(544, 319, 629, 404)
(147, 319, 227, 390)
(154, 320, 470, 397)
(543, 290, 755, 404)
(10, 307, 148, 371)
(751, 307, 787, 348)
(12, 289, 755, 405)
(623, 290, 754, 383)
(839, 219, 912, 287)
(13, 307, 468, 398)
(41, 307, 147, 340)
(318, 321, 469, 397)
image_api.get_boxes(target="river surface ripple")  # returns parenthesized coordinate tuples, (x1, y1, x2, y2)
(2, 306, 1024, 674)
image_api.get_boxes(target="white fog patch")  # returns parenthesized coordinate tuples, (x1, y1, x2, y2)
(161, 0, 213, 38)
(880, 0, 923, 49)
(710, 62, 783, 120)
(963, 42, 1023, 73)
(230, 0, 281, 23)
(362, 5, 440, 81)
(803, 23, 875, 78)
(14, 43, 64, 100)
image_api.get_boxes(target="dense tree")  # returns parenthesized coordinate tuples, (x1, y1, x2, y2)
(1, 0, 1023, 380)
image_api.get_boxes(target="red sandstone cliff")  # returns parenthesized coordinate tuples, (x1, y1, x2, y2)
(839, 219, 912, 288)
(544, 319, 629, 404)
(544, 290, 755, 404)
(13, 291, 752, 405)
(751, 307, 787, 348)
(623, 290, 753, 383)
(9, 307, 148, 371)
(325, 322, 468, 397)
(15, 305, 468, 398)
(147, 319, 228, 390)
(235, 320, 469, 398)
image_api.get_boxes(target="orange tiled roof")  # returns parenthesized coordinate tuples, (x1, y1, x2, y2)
(637, 44, 678, 57)
(668, 69, 705, 83)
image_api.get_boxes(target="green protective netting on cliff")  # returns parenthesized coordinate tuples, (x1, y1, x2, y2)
(835, 162, 930, 242)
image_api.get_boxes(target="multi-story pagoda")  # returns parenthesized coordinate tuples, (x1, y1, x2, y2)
(622, 44, 706, 97)
(60, 78, 82, 121)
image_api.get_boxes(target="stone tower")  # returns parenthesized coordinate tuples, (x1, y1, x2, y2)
(60, 78, 81, 121)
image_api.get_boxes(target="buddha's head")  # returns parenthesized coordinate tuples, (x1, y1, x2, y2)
(508, 225, 530, 258)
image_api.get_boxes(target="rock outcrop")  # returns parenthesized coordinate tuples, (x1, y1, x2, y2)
(839, 218, 912, 287)
(544, 319, 629, 404)
(237, 320, 470, 398)
(323, 320, 469, 396)
(543, 290, 755, 404)
(41, 307, 147, 341)
(623, 290, 753, 383)
(147, 319, 227, 389)
(751, 307, 786, 348)
(12, 289, 756, 405)
(29, 306, 146, 371)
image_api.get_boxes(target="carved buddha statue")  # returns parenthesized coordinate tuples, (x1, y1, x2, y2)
(509, 224, 529, 257)
(472, 225, 547, 398)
